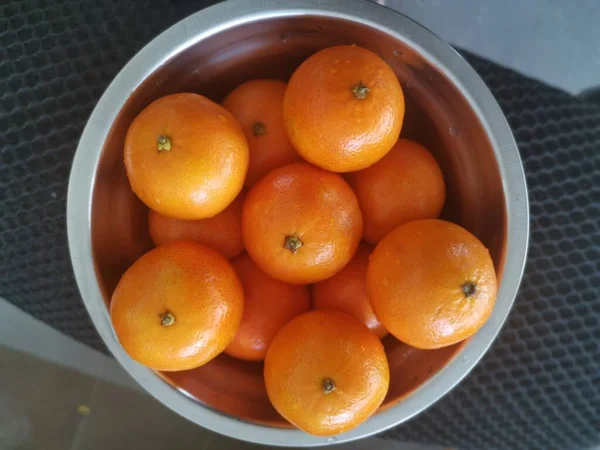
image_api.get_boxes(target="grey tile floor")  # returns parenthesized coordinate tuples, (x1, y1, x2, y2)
(0, 345, 442, 450)
(1, 346, 95, 450)
(0, 302, 443, 450)
(380, 0, 600, 95)
(0, 345, 258, 450)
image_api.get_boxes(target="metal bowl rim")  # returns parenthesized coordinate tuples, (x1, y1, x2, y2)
(67, 0, 529, 446)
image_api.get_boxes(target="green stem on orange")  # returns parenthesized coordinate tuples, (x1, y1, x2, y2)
(157, 135, 171, 152)
(252, 122, 267, 136)
(322, 378, 336, 394)
(283, 234, 303, 254)
(160, 311, 176, 326)
(351, 82, 370, 99)
(462, 282, 477, 298)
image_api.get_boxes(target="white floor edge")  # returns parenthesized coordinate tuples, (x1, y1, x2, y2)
(0, 298, 139, 391)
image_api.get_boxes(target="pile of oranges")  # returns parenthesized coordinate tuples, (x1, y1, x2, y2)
(111, 45, 497, 436)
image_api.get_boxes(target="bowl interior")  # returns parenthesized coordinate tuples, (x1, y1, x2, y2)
(91, 13, 507, 427)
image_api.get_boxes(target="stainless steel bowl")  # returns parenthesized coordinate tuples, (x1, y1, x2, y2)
(67, 0, 529, 446)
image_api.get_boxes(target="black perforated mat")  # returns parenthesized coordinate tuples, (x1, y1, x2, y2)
(1, 1, 599, 449)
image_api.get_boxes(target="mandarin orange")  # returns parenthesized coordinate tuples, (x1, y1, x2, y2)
(284, 45, 404, 172)
(347, 139, 446, 244)
(148, 192, 245, 259)
(125, 93, 249, 219)
(242, 163, 363, 284)
(225, 253, 310, 361)
(312, 243, 387, 339)
(223, 79, 301, 187)
(110, 242, 244, 371)
(264, 310, 389, 435)
(367, 220, 497, 349)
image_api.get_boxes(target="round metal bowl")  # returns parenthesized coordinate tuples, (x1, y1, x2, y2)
(67, 0, 529, 446)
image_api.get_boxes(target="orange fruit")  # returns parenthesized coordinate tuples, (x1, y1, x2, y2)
(242, 162, 363, 284)
(222, 79, 301, 187)
(367, 220, 497, 349)
(124, 93, 249, 220)
(148, 192, 245, 259)
(264, 310, 389, 435)
(283, 45, 404, 172)
(312, 243, 387, 339)
(347, 139, 446, 244)
(110, 242, 244, 371)
(225, 253, 310, 361)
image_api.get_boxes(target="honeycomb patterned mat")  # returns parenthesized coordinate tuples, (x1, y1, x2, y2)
(1, 1, 598, 449)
